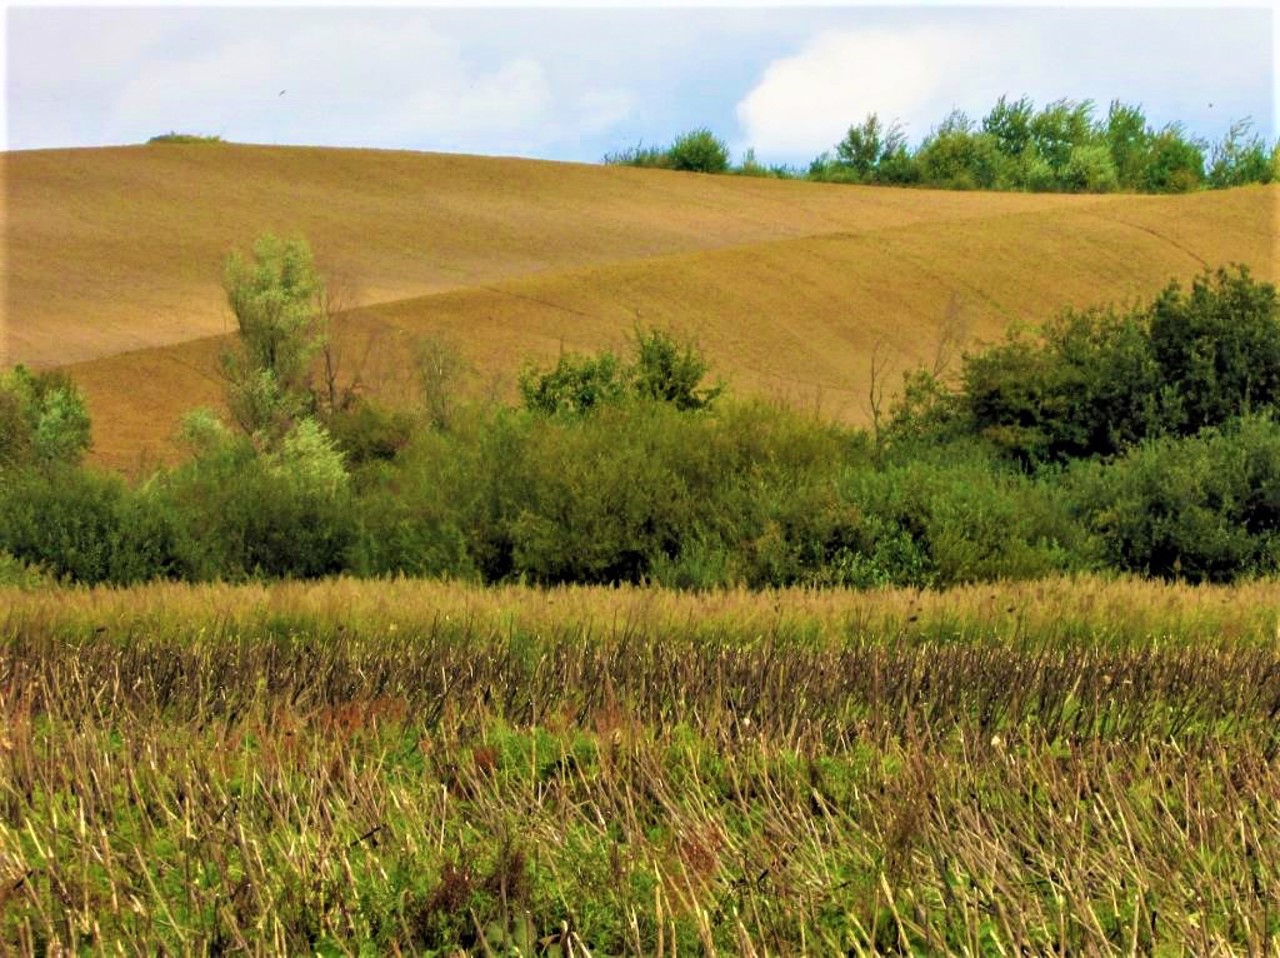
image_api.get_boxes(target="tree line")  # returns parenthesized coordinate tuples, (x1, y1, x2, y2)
(606, 96, 1278, 194)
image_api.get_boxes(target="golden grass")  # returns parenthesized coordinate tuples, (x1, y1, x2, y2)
(5, 575, 1278, 650)
(3, 144, 1276, 470)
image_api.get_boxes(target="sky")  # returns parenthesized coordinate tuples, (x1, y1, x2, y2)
(3, 2, 1276, 168)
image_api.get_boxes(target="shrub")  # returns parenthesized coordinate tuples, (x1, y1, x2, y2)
(921, 267, 1279, 469)
(1063, 143, 1120, 192)
(519, 351, 628, 416)
(1148, 266, 1280, 434)
(602, 142, 672, 169)
(0, 467, 187, 585)
(157, 456, 356, 580)
(520, 329, 720, 416)
(1141, 126, 1206, 193)
(1067, 417, 1280, 582)
(0, 365, 91, 468)
(1208, 117, 1273, 188)
(147, 132, 224, 144)
(667, 128, 730, 174)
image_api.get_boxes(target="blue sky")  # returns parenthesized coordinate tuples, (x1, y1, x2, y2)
(4, 3, 1275, 167)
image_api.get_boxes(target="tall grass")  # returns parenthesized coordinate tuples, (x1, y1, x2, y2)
(2, 577, 1278, 952)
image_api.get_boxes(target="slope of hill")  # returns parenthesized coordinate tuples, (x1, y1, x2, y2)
(3, 143, 1275, 472)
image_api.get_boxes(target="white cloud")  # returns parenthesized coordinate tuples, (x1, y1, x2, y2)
(735, 26, 1002, 159)
(735, 10, 1276, 162)
(11, 10, 638, 156)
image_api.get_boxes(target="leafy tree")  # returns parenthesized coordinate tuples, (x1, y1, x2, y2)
(835, 114, 908, 182)
(1028, 98, 1097, 178)
(1141, 125, 1206, 193)
(1149, 266, 1280, 433)
(1208, 117, 1273, 188)
(982, 95, 1036, 159)
(222, 234, 326, 437)
(1103, 100, 1153, 189)
(519, 351, 628, 416)
(631, 328, 722, 411)
(1063, 143, 1120, 193)
(520, 329, 721, 416)
(916, 113, 1003, 190)
(0, 365, 91, 469)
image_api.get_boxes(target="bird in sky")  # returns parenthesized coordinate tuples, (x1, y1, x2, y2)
(278, 89, 287, 97)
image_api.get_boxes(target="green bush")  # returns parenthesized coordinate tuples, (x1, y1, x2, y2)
(0, 468, 187, 585)
(601, 142, 672, 169)
(917, 267, 1279, 469)
(0, 366, 91, 469)
(147, 132, 224, 144)
(1067, 417, 1280, 582)
(520, 330, 720, 417)
(667, 128, 730, 174)
(1149, 266, 1280, 433)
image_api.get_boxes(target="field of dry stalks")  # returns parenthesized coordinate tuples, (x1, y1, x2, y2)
(2, 577, 1278, 953)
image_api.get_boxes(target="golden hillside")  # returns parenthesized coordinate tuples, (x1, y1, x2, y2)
(2, 143, 1275, 472)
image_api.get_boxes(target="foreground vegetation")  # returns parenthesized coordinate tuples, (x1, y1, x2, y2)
(1, 577, 1278, 953)
(607, 96, 1278, 194)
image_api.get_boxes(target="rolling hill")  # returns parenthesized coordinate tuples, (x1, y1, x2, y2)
(3, 142, 1275, 472)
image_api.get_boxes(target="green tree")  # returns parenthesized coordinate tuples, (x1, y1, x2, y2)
(222, 234, 326, 438)
(1103, 100, 1153, 189)
(1028, 98, 1098, 179)
(1208, 117, 1273, 188)
(0, 365, 91, 469)
(834, 114, 908, 182)
(1141, 125, 1206, 193)
(982, 95, 1036, 159)
(1148, 266, 1280, 433)
(916, 111, 1003, 189)
(631, 328, 722, 411)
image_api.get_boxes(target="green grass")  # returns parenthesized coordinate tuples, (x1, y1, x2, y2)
(1, 578, 1278, 953)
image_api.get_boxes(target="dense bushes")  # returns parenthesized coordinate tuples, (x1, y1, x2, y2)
(905, 267, 1279, 468)
(1067, 417, 1280, 582)
(3, 264, 1277, 589)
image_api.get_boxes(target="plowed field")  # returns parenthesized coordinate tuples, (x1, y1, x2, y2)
(3, 143, 1274, 471)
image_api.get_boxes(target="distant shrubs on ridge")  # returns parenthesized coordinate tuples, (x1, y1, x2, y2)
(607, 96, 1277, 194)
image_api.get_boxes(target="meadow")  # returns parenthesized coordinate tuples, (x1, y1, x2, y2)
(2, 577, 1278, 954)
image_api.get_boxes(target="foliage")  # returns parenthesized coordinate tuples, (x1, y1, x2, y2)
(904, 267, 1280, 469)
(602, 96, 1271, 193)
(0, 365, 91, 469)
(666, 128, 731, 174)
(221, 234, 326, 438)
(1140, 125, 1206, 193)
(0, 467, 187, 585)
(603, 129, 730, 174)
(146, 132, 225, 144)
(1149, 266, 1280, 433)
(831, 114, 911, 183)
(1208, 117, 1274, 188)
(519, 328, 720, 417)
(1068, 416, 1280, 582)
